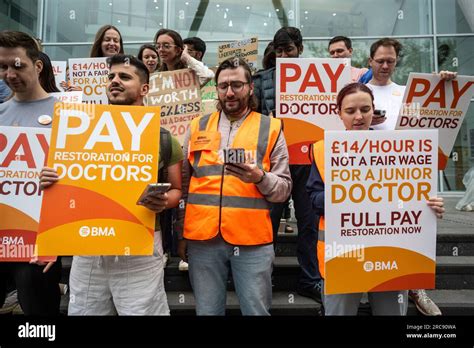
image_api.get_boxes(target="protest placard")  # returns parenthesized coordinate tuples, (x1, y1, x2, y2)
(0, 127, 53, 261)
(52, 61, 67, 92)
(37, 103, 161, 255)
(324, 130, 438, 294)
(218, 37, 258, 73)
(68, 58, 109, 105)
(50, 91, 83, 104)
(200, 77, 218, 115)
(276, 58, 350, 164)
(396, 73, 474, 169)
(146, 69, 202, 144)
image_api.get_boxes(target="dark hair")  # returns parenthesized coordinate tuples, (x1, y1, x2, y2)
(273, 27, 303, 49)
(137, 44, 159, 71)
(328, 36, 352, 50)
(262, 41, 276, 70)
(38, 52, 60, 93)
(0, 30, 41, 63)
(107, 54, 149, 84)
(215, 58, 258, 111)
(183, 37, 206, 57)
(370, 38, 402, 58)
(90, 25, 124, 58)
(336, 82, 375, 111)
(154, 28, 185, 71)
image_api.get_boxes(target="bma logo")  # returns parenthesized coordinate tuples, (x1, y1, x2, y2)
(79, 226, 116, 237)
(363, 260, 398, 272)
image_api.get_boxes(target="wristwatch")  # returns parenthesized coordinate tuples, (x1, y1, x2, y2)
(255, 170, 266, 184)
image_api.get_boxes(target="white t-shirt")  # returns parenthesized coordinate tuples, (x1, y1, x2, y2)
(367, 82, 406, 131)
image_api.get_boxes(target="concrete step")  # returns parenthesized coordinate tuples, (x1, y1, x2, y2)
(57, 289, 474, 316)
(163, 256, 474, 291)
(60, 255, 474, 290)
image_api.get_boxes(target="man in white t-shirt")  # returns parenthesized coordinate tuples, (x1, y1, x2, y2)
(365, 38, 406, 131)
(365, 37, 459, 316)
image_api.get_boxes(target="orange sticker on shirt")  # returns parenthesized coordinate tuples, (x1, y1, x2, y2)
(190, 131, 221, 152)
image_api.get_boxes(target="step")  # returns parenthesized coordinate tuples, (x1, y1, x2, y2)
(59, 255, 474, 291)
(56, 289, 474, 316)
(164, 256, 474, 291)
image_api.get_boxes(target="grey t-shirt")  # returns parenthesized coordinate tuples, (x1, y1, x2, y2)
(0, 96, 56, 128)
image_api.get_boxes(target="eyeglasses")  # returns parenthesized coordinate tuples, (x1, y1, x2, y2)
(217, 81, 249, 93)
(155, 43, 177, 50)
(373, 59, 397, 66)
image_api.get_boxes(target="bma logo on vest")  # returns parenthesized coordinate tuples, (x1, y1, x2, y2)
(363, 260, 398, 272)
(79, 226, 116, 237)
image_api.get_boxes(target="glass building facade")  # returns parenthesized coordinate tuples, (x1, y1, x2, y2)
(1, 0, 473, 193)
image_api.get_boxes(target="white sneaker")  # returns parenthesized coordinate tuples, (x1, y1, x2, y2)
(163, 252, 169, 267)
(178, 260, 189, 271)
(0, 290, 20, 314)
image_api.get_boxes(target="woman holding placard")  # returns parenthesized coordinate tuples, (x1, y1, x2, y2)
(154, 28, 213, 86)
(306, 82, 445, 315)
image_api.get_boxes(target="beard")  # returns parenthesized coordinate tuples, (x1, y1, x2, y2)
(218, 94, 250, 117)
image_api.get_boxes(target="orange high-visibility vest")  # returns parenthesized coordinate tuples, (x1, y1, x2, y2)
(184, 111, 282, 245)
(313, 140, 326, 279)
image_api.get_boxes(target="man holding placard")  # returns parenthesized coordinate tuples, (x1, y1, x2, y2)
(0, 30, 61, 315)
(366, 37, 457, 315)
(40, 55, 183, 315)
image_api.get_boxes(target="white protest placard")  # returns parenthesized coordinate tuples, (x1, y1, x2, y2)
(324, 130, 438, 295)
(52, 61, 67, 91)
(396, 73, 474, 169)
(68, 58, 109, 105)
(0, 127, 52, 261)
(276, 58, 350, 164)
(50, 91, 83, 104)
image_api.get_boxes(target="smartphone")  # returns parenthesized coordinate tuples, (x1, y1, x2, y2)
(223, 148, 246, 164)
(374, 109, 386, 117)
(137, 183, 171, 205)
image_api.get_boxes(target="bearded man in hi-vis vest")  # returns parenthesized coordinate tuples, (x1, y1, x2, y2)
(176, 58, 292, 315)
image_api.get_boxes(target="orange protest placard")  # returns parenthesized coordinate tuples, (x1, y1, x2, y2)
(36, 103, 161, 256)
(0, 127, 55, 262)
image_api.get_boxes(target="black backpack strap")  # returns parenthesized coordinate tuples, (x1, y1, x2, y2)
(158, 127, 172, 183)
(156, 127, 173, 233)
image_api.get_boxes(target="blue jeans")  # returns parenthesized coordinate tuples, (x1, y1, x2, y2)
(187, 235, 274, 315)
(271, 165, 321, 289)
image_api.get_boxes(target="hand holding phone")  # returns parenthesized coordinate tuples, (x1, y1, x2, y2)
(137, 183, 171, 205)
(223, 148, 246, 164)
(371, 109, 387, 126)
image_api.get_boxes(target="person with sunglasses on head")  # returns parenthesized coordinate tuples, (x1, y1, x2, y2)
(176, 58, 292, 315)
(154, 29, 213, 86)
